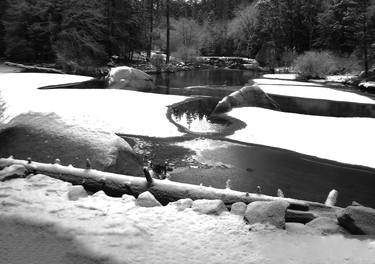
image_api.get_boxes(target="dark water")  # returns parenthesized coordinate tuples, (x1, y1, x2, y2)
(171, 141, 375, 208)
(153, 69, 258, 88)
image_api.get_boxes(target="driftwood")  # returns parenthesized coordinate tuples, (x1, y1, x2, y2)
(5, 61, 65, 74)
(0, 157, 333, 211)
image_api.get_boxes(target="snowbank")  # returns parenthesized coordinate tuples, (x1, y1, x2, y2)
(1, 175, 374, 264)
(227, 107, 375, 168)
(255, 77, 375, 104)
(0, 73, 187, 137)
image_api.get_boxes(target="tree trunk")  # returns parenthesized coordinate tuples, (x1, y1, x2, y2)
(0, 157, 323, 211)
(166, 0, 170, 63)
(363, 11, 369, 77)
(147, 0, 154, 61)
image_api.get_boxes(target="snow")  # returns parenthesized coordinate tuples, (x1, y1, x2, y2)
(254, 77, 375, 104)
(0, 73, 187, 137)
(1, 175, 374, 264)
(226, 107, 375, 168)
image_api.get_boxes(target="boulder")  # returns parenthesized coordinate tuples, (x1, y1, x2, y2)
(306, 217, 348, 235)
(67, 185, 88, 201)
(0, 164, 27, 181)
(337, 205, 375, 235)
(171, 198, 193, 211)
(192, 199, 227, 215)
(135, 191, 162, 207)
(105, 66, 155, 91)
(0, 113, 143, 176)
(244, 200, 289, 229)
(230, 202, 247, 216)
(212, 85, 279, 114)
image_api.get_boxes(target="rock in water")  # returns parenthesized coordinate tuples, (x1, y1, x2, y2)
(192, 199, 227, 215)
(0, 113, 143, 176)
(106, 66, 155, 91)
(337, 205, 375, 235)
(244, 200, 289, 229)
(212, 85, 279, 114)
(136, 191, 162, 207)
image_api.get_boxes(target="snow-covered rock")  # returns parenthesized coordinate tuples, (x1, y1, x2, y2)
(306, 217, 347, 235)
(170, 198, 193, 211)
(135, 191, 162, 207)
(244, 201, 289, 229)
(106, 66, 155, 91)
(192, 199, 227, 215)
(213, 85, 279, 114)
(0, 112, 143, 176)
(0, 164, 27, 181)
(230, 202, 247, 216)
(67, 185, 88, 201)
(337, 205, 375, 235)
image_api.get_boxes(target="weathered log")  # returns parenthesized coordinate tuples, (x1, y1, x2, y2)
(0, 157, 327, 210)
(4, 61, 65, 74)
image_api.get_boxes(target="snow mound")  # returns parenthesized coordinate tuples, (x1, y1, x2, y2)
(227, 107, 375, 168)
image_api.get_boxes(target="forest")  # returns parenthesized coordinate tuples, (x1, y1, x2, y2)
(0, 0, 374, 74)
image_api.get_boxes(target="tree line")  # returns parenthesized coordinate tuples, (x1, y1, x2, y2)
(0, 0, 374, 73)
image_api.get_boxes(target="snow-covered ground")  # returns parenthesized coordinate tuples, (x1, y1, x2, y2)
(1, 175, 374, 264)
(0, 73, 186, 137)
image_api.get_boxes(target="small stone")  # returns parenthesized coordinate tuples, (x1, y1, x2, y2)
(67, 185, 88, 201)
(230, 202, 247, 216)
(306, 217, 348, 235)
(0, 165, 27, 181)
(171, 198, 193, 211)
(244, 200, 289, 229)
(192, 199, 227, 215)
(135, 191, 162, 207)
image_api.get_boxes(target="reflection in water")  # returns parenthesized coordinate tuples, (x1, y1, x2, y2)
(153, 69, 258, 89)
(170, 97, 233, 134)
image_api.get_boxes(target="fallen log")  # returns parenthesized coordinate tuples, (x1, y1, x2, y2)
(0, 157, 329, 211)
(5, 61, 65, 74)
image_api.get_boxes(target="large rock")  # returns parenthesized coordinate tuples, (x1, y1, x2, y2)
(0, 113, 143, 176)
(337, 205, 375, 235)
(192, 199, 227, 215)
(306, 217, 348, 235)
(135, 191, 162, 207)
(212, 85, 279, 114)
(105, 66, 155, 91)
(244, 200, 289, 229)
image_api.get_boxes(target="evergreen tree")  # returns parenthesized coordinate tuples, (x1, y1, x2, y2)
(0, 0, 8, 57)
(3, 0, 56, 62)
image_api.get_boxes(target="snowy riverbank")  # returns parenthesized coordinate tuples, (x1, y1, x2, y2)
(1, 174, 375, 264)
